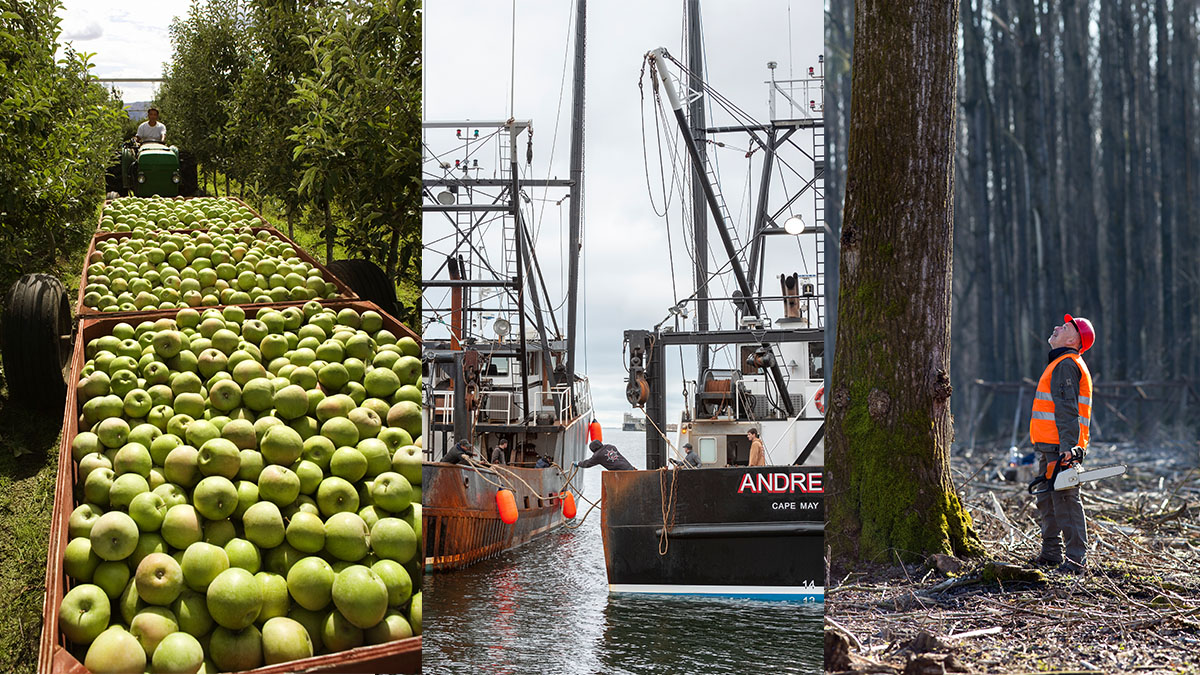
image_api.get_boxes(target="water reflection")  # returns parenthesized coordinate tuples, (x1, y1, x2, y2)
(424, 430, 823, 674)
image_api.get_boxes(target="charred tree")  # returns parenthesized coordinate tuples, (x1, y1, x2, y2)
(827, 0, 982, 562)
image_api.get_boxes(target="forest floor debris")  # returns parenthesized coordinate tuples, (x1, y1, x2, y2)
(827, 441, 1200, 674)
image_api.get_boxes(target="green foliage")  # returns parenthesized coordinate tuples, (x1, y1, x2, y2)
(160, 0, 422, 320)
(0, 0, 124, 290)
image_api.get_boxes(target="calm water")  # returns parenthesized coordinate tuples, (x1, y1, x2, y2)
(424, 429, 824, 674)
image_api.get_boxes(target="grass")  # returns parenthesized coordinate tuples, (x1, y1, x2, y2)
(0, 242, 85, 672)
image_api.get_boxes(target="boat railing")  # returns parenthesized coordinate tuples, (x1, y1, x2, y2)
(547, 385, 575, 422)
(431, 389, 454, 425)
(479, 389, 518, 424)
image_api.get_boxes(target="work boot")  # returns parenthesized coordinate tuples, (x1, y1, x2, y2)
(1027, 554, 1061, 568)
(1055, 561, 1086, 575)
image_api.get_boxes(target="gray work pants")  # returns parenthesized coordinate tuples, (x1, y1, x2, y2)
(1034, 443, 1088, 565)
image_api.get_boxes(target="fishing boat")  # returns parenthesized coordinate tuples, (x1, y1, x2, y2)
(420, 1, 593, 571)
(600, 3, 826, 602)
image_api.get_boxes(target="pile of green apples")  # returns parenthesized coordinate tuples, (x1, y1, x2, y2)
(62, 303, 424, 673)
(100, 197, 265, 233)
(82, 228, 341, 313)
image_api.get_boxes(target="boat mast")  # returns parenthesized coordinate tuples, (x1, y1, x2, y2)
(686, 0, 710, 378)
(565, 0, 586, 411)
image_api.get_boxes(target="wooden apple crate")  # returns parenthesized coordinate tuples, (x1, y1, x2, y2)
(39, 300, 421, 673)
(76, 225, 359, 318)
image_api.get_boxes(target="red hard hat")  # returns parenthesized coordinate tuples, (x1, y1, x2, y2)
(1064, 314, 1095, 353)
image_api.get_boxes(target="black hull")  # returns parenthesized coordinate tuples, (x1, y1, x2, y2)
(601, 466, 824, 602)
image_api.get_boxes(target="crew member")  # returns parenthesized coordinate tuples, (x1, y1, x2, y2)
(535, 454, 553, 469)
(1029, 314, 1095, 575)
(748, 428, 767, 466)
(669, 442, 701, 469)
(574, 439, 636, 471)
(136, 107, 167, 143)
(490, 438, 508, 466)
(440, 439, 476, 465)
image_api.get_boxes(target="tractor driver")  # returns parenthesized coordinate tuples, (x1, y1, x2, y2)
(136, 108, 167, 143)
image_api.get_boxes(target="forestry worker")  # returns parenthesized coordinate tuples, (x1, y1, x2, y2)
(1029, 314, 1095, 575)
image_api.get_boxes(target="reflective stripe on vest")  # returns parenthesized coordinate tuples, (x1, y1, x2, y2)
(1029, 353, 1092, 448)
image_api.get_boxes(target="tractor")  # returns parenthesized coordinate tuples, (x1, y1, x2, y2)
(105, 139, 198, 197)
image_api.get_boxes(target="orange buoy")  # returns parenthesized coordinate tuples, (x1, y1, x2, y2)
(496, 489, 518, 524)
(562, 492, 577, 519)
(588, 420, 603, 443)
(814, 386, 825, 414)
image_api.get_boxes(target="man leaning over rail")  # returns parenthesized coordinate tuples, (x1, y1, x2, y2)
(574, 440, 636, 471)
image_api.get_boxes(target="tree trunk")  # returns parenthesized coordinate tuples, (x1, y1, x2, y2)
(828, 0, 982, 563)
(287, 206, 295, 241)
(385, 197, 400, 280)
(323, 199, 334, 265)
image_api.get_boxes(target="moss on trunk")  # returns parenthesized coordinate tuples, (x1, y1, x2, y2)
(827, 0, 983, 564)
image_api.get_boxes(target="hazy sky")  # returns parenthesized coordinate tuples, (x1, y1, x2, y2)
(57, 0, 191, 105)
(423, 1, 825, 430)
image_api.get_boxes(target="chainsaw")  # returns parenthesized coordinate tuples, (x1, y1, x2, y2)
(1027, 451, 1126, 494)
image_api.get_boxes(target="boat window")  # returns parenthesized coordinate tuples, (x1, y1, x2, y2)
(808, 342, 824, 380)
(698, 437, 717, 464)
(486, 357, 510, 377)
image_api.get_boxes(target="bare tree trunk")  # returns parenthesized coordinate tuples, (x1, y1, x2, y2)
(1099, 0, 1128, 380)
(828, 0, 982, 563)
(323, 199, 334, 265)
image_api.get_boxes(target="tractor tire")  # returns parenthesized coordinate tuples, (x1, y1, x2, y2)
(326, 259, 401, 320)
(2, 274, 73, 410)
(178, 149, 199, 197)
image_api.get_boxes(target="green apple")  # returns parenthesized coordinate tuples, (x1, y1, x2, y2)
(369, 471, 412, 513)
(222, 418, 258, 450)
(255, 572, 290, 623)
(286, 511, 326, 553)
(185, 418, 220, 447)
(302, 435, 335, 470)
(316, 476, 360, 516)
(209, 625, 263, 672)
(206, 567, 263, 630)
(285, 556, 334, 611)
(321, 609, 364, 652)
(197, 437, 240, 478)
(260, 616, 314, 665)
(193, 475, 238, 520)
(90, 511, 139, 561)
(391, 444, 423, 485)
(241, 378, 275, 412)
(370, 517, 418, 563)
(324, 512, 370, 561)
(154, 482, 189, 509)
(180, 541, 229, 592)
(391, 355, 420, 384)
(107, 470, 149, 506)
(258, 464, 301, 505)
(171, 588, 213, 637)
(410, 591, 421, 633)
(364, 609, 414, 644)
(315, 394, 355, 422)
(129, 491, 168, 531)
(272, 384, 309, 420)
(358, 438, 392, 478)
(205, 517, 237, 547)
(330, 446, 367, 482)
(135, 552, 185, 605)
(322, 416, 360, 448)
(148, 433, 182, 465)
(77, 453, 112, 485)
(151, 631, 204, 674)
(123, 388, 153, 418)
(224, 537, 262, 573)
(260, 424, 303, 465)
(128, 531, 168, 571)
(96, 417, 131, 449)
(387, 401, 422, 438)
(161, 504, 203, 549)
(130, 606, 179, 658)
(209, 379, 242, 411)
(363, 367, 401, 398)
(288, 606, 325, 653)
(243, 501, 285, 548)
(293, 459, 323, 494)
(84, 625, 145, 674)
(93, 560, 131, 599)
(371, 559, 413, 607)
(163, 444, 200, 488)
(331, 564, 388, 629)
(69, 503, 105, 539)
(59, 583, 111, 644)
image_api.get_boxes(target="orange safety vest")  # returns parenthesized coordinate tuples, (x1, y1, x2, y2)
(1029, 352, 1092, 449)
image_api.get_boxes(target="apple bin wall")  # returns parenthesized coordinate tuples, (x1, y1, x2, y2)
(39, 299, 422, 673)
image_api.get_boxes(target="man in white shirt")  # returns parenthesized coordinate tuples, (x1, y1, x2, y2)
(136, 108, 166, 143)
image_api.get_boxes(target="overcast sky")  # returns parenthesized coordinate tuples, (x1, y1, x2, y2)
(57, 0, 191, 105)
(424, 1, 825, 430)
